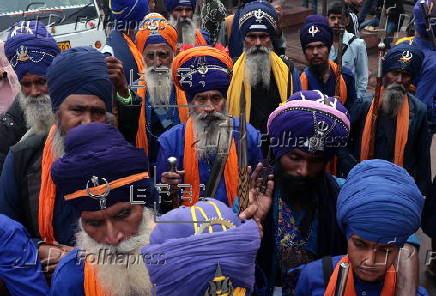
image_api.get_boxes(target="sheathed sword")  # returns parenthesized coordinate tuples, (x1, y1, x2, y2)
(334, 262, 350, 296)
(238, 82, 249, 213)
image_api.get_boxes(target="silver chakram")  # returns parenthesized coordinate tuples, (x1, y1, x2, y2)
(86, 176, 110, 210)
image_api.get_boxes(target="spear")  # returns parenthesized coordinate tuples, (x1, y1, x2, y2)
(238, 82, 249, 213)
(335, 0, 346, 100)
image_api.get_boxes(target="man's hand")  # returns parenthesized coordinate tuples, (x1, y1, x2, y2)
(161, 170, 185, 195)
(38, 243, 73, 273)
(106, 56, 129, 98)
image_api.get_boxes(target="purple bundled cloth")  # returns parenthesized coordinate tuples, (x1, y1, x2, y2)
(239, 1, 278, 37)
(337, 159, 424, 246)
(382, 43, 424, 78)
(4, 21, 60, 81)
(299, 15, 333, 50)
(51, 122, 154, 212)
(141, 199, 260, 295)
(267, 90, 350, 160)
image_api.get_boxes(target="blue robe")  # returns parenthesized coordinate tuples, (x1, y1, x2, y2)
(0, 214, 49, 296)
(50, 249, 85, 296)
(155, 117, 262, 206)
(294, 255, 429, 296)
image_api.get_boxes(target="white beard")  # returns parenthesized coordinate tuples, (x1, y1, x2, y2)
(18, 92, 54, 137)
(51, 126, 65, 159)
(244, 46, 272, 88)
(191, 111, 231, 160)
(76, 209, 155, 296)
(381, 83, 407, 117)
(145, 65, 172, 106)
(169, 15, 196, 45)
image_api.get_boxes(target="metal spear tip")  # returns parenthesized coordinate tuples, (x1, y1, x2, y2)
(378, 41, 386, 51)
(167, 156, 178, 166)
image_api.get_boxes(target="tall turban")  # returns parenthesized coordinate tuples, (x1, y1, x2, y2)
(4, 21, 60, 81)
(414, 0, 436, 39)
(300, 15, 333, 50)
(47, 47, 112, 112)
(267, 90, 350, 160)
(172, 46, 233, 101)
(135, 14, 178, 53)
(164, 0, 196, 13)
(51, 122, 154, 213)
(337, 159, 424, 246)
(110, 0, 149, 29)
(239, 1, 278, 37)
(141, 199, 260, 296)
(382, 43, 424, 79)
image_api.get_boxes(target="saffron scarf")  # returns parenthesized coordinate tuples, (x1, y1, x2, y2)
(300, 60, 348, 104)
(360, 90, 409, 167)
(324, 255, 396, 296)
(195, 29, 208, 46)
(227, 51, 291, 122)
(38, 125, 58, 244)
(84, 259, 108, 296)
(183, 118, 238, 206)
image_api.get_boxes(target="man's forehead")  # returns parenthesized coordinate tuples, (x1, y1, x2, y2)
(246, 32, 270, 36)
(144, 44, 172, 53)
(174, 5, 192, 9)
(62, 94, 106, 108)
(20, 73, 45, 81)
(81, 202, 136, 219)
(306, 41, 326, 47)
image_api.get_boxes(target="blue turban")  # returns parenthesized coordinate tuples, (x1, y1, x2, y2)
(51, 122, 154, 213)
(382, 43, 424, 78)
(300, 15, 333, 50)
(414, 0, 436, 39)
(239, 1, 278, 37)
(267, 90, 350, 160)
(337, 159, 424, 246)
(141, 199, 260, 295)
(110, 0, 149, 29)
(47, 47, 112, 112)
(164, 0, 196, 13)
(4, 21, 60, 81)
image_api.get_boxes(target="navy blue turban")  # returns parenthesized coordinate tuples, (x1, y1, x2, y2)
(382, 43, 424, 79)
(165, 0, 196, 13)
(51, 122, 154, 213)
(111, 0, 149, 29)
(267, 90, 350, 160)
(414, 0, 436, 39)
(300, 15, 333, 50)
(4, 21, 60, 81)
(337, 159, 424, 246)
(239, 1, 278, 37)
(47, 47, 112, 112)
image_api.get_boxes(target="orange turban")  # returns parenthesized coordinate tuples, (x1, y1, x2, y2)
(135, 13, 178, 53)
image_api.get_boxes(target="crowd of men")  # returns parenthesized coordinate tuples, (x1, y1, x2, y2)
(0, 0, 435, 295)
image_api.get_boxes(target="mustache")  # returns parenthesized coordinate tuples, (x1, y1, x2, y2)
(196, 111, 228, 121)
(26, 94, 51, 105)
(386, 82, 406, 93)
(246, 46, 270, 55)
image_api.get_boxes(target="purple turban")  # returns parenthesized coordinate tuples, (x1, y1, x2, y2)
(4, 21, 60, 81)
(414, 0, 436, 39)
(141, 199, 260, 295)
(300, 15, 333, 50)
(164, 0, 196, 13)
(337, 159, 424, 246)
(267, 90, 350, 160)
(239, 1, 278, 37)
(47, 47, 112, 112)
(51, 122, 154, 213)
(111, 0, 149, 29)
(382, 43, 424, 78)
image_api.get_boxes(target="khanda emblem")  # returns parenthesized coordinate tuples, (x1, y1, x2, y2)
(204, 264, 234, 296)
(254, 9, 265, 23)
(399, 50, 413, 63)
(16, 45, 30, 62)
(86, 176, 110, 210)
(308, 25, 320, 37)
(10, 21, 33, 37)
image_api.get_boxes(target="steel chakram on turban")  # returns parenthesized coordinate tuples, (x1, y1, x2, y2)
(141, 199, 260, 296)
(51, 122, 155, 213)
(164, 0, 196, 13)
(4, 21, 60, 81)
(267, 90, 350, 160)
(110, 0, 149, 29)
(47, 46, 113, 112)
(239, 0, 278, 37)
(337, 159, 424, 246)
(135, 13, 178, 53)
(300, 15, 333, 50)
(172, 46, 233, 101)
(382, 43, 424, 79)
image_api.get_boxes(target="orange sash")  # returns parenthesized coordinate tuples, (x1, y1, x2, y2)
(300, 60, 348, 104)
(84, 260, 108, 296)
(195, 29, 208, 46)
(38, 125, 58, 244)
(324, 255, 396, 296)
(360, 90, 409, 167)
(183, 118, 238, 206)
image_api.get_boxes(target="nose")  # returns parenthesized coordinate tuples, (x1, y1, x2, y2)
(255, 37, 262, 46)
(180, 9, 187, 17)
(30, 84, 42, 97)
(296, 160, 309, 177)
(395, 73, 404, 84)
(203, 99, 215, 113)
(364, 249, 377, 266)
(104, 221, 124, 246)
(81, 112, 93, 125)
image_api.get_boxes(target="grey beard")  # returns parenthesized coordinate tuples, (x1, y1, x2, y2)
(381, 83, 406, 117)
(18, 92, 54, 136)
(169, 15, 196, 45)
(145, 66, 172, 106)
(51, 127, 65, 159)
(244, 46, 271, 88)
(191, 111, 231, 160)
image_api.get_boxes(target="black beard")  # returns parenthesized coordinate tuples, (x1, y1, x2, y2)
(310, 62, 329, 77)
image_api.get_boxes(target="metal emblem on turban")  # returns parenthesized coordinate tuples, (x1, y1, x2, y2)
(10, 21, 34, 37)
(177, 58, 230, 88)
(308, 25, 320, 37)
(204, 264, 234, 296)
(239, 9, 277, 30)
(254, 9, 266, 23)
(399, 50, 413, 63)
(195, 218, 236, 235)
(16, 46, 30, 62)
(306, 112, 337, 153)
(86, 176, 110, 210)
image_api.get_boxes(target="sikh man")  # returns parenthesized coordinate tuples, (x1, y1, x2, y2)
(49, 122, 157, 296)
(0, 21, 60, 170)
(227, 0, 301, 155)
(328, 2, 368, 98)
(350, 43, 431, 196)
(0, 47, 115, 275)
(156, 46, 262, 210)
(294, 159, 429, 296)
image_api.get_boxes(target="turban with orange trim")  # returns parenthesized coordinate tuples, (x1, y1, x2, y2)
(135, 13, 177, 53)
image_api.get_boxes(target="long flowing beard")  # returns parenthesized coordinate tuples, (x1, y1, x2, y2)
(18, 92, 54, 135)
(76, 209, 155, 296)
(191, 111, 230, 160)
(244, 46, 271, 88)
(169, 15, 196, 45)
(51, 126, 65, 159)
(145, 66, 172, 106)
(381, 83, 406, 117)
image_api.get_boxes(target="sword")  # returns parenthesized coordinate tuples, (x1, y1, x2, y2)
(238, 82, 249, 213)
(334, 262, 350, 296)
